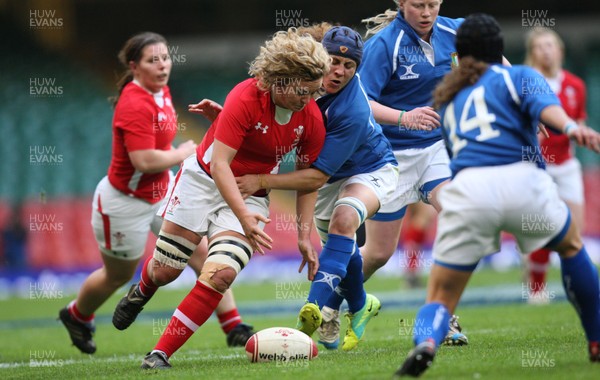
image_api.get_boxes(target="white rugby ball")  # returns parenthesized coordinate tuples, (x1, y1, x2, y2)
(245, 327, 318, 363)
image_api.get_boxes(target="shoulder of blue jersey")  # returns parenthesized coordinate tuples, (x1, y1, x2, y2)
(327, 79, 371, 126)
(436, 16, 465, 31)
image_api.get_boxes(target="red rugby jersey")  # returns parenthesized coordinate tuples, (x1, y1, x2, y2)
(197, 78, 325, 179)
(540, 70, 587, 165)
(108, 81, 178, 203)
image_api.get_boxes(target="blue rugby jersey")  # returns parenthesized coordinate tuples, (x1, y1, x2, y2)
(312, 73, 397, 183)
(359, 12, 463, 150)
(438, 64, 560, 177)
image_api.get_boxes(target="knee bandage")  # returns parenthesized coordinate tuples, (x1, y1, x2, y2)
(205, 235, 253, 274)
(333, 197, 367, 225)
(153, 231, 197, 270)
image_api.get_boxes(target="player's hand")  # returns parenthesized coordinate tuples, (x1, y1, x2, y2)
(401, 106, 441, 131)
(537, 123, 550, 139)
(176, 140, 197, 160)
(297, 239, 319, 281)
(239, 213, 272, 254)
(236, 175, 261, 199)
(568, 126, 600, 153)
(188, 99, 223, 122)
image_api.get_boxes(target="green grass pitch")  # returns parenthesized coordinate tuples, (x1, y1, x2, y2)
(0, 268, 598, 379)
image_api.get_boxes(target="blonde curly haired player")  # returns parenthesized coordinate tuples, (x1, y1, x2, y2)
(133, 28, 330, 369)
(297, 21, 335, 42)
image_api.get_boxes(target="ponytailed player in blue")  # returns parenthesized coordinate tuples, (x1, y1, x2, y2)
(441, 65, 556, 174)
(236, 26, 399, 351)
(396, 13, 600, 378)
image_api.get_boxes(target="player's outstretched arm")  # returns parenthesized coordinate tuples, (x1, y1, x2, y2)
(540, 105, 600, 153)
(369, 101, 440, 131)
(236, 168, 330, 198)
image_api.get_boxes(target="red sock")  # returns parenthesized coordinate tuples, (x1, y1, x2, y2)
(68, 300, 94, 323)
(405, 224, 426, 245)
(405, 225, 426, 273)
(529, 248, 551, 293)
(406, 243, 419, 272)
(154, 281, 223, 357)
(139, 256, 159, 297)
(217, 309, 242, 334)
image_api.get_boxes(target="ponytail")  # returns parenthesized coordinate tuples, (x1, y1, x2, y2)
(109, 32, 167, 106)
(433, 56, 488, 109)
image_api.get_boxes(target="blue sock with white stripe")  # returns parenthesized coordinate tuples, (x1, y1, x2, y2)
(307, 234, 354, 308)
(560, 246, 600, 342)
(413, 302, 450, 347)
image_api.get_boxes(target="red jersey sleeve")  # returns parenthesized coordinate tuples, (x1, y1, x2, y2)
(575, 77, 587, 121)
(561, 71, 587, 122)
(118, 100, 157, 152)
(213, 81, 257, 151)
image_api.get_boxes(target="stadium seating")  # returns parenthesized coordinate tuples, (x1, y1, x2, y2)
(1, 23, 599, 273)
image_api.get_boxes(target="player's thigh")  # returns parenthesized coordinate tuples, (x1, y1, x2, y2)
(564, 199, 584, 232)
(549, 218, 583, 259)
(160, 219, 203, 246)
(315, 180, 343, 222)
(423, 179, 448, 213)
(406, 201, 437, 229)
(188, 237, 209, 276)
(100, 251, 141, 283)
(362, 217, 403, 262)
(151, 169, 178, 236)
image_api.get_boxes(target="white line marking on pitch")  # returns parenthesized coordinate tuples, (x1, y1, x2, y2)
(0, 352, 245, 369)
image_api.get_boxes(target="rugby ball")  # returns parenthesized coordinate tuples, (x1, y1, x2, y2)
(245, 327, 318, 363)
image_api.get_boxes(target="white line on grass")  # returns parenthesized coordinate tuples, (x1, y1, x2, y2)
(0, 352, 246, 369)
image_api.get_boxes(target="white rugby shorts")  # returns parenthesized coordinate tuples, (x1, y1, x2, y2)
(374, 140, 451, 220)
(158, 155, 270, 240)
(314, 163, 399, 221)
(91, 176, 163, 260)
(433, 162, 569, 268)
(546, 158, 584, 205)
